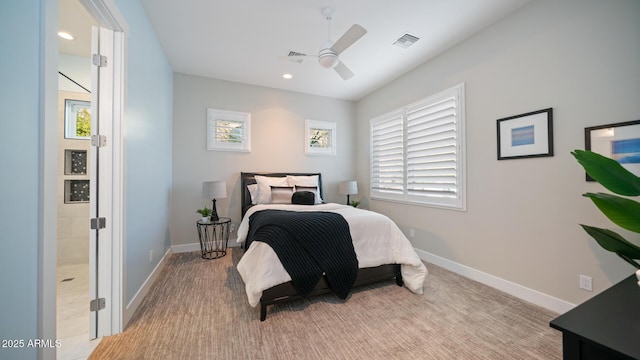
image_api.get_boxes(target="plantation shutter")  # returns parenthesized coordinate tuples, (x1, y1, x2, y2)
(369, 83, 465, 210)
(206, 108, 251, 152)
(406, 96, 458, 199)
(216, 119, 245, 143)
(371, 114, 404, 194)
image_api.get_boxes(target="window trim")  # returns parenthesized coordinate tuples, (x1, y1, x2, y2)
(370, 83, 466, 211)
(206, 108, 251, 152)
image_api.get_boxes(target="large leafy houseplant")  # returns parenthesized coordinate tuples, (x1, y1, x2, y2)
(572, 149, 640, 269)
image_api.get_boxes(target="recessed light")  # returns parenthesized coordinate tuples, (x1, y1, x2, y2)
(58, 31, 74, 40)
(283, 73, 293, 80)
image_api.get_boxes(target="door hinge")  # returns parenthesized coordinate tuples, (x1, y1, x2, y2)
(91, 217, 106, 230)
(92, 54, 108, 67)
(91, 134, 107, 147)
(90, 298, 106, 312)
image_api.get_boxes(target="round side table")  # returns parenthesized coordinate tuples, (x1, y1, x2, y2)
(196, 217, 231, 259)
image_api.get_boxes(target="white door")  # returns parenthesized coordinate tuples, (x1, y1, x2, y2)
(89, 25, 119, 339)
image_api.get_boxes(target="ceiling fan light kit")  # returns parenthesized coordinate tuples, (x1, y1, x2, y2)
(318, 51, 339, 68)
(281, 7, 367, 80)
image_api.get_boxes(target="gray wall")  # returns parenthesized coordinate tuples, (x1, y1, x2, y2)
(171, 74, 356, 246)
(356, 0, 640, 305)
(58, 54, 91, 93)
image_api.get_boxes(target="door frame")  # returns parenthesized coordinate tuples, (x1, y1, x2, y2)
(41, 0, 127, 358)
(81, 0, 127, 339)
(88, 25, 121, 339)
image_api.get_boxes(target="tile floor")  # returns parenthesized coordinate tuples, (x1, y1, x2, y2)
(57, 263, 101, 360)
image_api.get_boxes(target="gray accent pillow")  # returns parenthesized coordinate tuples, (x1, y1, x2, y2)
(270, 186, 294, 204)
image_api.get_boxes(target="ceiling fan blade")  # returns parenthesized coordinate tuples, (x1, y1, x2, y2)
(334, 61, 354, 80)
(330, 24, 367, 55)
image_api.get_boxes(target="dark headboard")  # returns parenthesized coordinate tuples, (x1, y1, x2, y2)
(240, 172, 323, 217)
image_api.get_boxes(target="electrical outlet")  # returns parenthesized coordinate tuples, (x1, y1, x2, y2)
(409, 229, 415, 237)
(230, 223, 236, 233)
(579, 275, 592, 291)
(149, 250, 153, 262)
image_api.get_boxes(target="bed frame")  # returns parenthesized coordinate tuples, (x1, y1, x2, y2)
(240, 172, 404, 321)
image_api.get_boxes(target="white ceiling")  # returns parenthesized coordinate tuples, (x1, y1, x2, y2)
(58, 0, 96, 58)
(60, 0, 531, 101)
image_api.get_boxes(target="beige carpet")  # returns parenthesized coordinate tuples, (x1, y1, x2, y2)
(90, 249, 562, 359)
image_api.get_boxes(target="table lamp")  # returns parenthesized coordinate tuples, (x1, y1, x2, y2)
(339, 180, 358, 205)
(202, 180, 227, 221)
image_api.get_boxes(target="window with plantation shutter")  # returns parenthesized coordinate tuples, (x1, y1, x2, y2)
(370, 83, 466, 210)
(207, 108, 251, 152)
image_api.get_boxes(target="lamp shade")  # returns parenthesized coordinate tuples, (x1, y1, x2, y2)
(202, 181, 227, 199)
(339, 181, 358, 195)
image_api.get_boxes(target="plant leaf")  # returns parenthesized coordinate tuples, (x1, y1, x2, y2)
(572, 149, 640, 196)
(584, 192, 640, 233)
(580, 225, 640, 265)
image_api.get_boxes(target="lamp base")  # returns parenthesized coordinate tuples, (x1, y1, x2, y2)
(210, 199, 219, 222)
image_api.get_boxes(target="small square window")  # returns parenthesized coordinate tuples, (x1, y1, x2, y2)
(64, 99, 91, 140)
(207, 108, 251, 152)
(305, 119, 336, 156)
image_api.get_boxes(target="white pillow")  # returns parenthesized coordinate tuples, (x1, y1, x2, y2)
(287, 175, 323, 204)
(254, 175, 289, 204)
(247, 184, 258, 205)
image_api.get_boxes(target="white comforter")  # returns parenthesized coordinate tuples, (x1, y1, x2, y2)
(237, 203, 428, 307)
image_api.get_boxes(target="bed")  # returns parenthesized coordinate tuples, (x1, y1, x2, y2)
(236, 172, 428, 321)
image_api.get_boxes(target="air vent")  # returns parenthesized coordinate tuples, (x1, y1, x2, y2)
(287, 51, 306, 64)
(393, 33, 419, 48)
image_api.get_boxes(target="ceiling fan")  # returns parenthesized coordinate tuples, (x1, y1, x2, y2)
(281, 7, 367, 80)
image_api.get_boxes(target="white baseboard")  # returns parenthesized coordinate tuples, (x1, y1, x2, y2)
(171, 242, 201, 254)
(414, 248, 575, 314)
(171, 239, 241, 254)
(124, 247, 172, 327)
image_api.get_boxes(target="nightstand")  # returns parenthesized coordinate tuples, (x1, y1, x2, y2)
(550, 274, 640, 359)
(196, 217, 231, 259)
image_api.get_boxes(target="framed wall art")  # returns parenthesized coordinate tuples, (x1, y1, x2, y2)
(497, 108, 553, 160)
(585, 120, 640, 180)
(305, 119, 336, 156)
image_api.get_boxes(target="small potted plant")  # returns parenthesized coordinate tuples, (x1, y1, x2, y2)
(196, 207, 212, 222)
(349, 200, 361, 208)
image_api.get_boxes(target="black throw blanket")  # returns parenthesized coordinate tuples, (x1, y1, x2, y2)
(246, 210, 359, 299)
